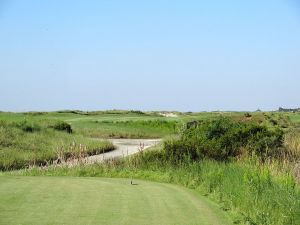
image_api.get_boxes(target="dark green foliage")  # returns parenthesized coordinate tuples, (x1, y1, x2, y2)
(14, 120, 41, 132)
(164, 118, 284, 161)
(129, 110, 145, 115)
(244, 112, 252, 118)
(246, 127, 283, 159)
(23, 111, 48, 116)
(108, 119, 177, 128)
(186, 120, 202, 129)
(0, 120, 41, 133)
(56, 110, 88, 115)
(269, 118, 278, 126)
(49, 121, 72, 133)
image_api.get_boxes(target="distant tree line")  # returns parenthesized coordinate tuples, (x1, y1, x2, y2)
(278, 107, 300, 112)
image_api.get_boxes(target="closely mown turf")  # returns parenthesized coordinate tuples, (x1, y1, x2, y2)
(0, 176, 232, 225)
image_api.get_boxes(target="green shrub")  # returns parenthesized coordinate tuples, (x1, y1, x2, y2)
(23, 111, 48, 116)
(129, 110, 145, 115)
(164, 118, 284, 161)
(49, 121, 72, 133)
(14, 120, 41, 132)
(164, 138, 196, 162)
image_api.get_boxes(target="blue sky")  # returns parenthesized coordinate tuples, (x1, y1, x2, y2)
(0, 0, 299, 112)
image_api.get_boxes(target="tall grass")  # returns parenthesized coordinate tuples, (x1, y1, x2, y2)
(284, 131, 300, 160)
(0, 121, 114, 170)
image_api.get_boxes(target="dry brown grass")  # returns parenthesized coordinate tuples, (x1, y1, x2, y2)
(284, 131, 300, 160)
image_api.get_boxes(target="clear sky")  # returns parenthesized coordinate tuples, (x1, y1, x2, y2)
(1, 0, 299, 112)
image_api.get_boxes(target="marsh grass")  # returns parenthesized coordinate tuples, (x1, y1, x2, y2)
(0, 121, 114, 170)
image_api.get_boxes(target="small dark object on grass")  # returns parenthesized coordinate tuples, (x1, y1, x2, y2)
(130, 179, 138, 185)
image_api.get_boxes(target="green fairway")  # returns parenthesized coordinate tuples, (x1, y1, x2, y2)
(0, 176, 231, 225)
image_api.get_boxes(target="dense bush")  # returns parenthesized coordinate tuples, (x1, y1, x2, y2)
(129, 110, 145, 115)
(14, 120, 41, 132)
(244, 112, 252, 118)
(49, 121, 72, 133)
(164, 117, 284, 161)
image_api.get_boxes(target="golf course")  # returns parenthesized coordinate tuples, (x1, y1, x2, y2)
(1, 1, 300, 224)
(1, 110, 300, 224)
(0, 176, 231, 225)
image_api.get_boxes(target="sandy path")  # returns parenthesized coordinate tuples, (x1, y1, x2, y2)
(85, 138, 161, 164)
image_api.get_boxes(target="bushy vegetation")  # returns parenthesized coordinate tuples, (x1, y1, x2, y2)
(48, 121, 72, 133)
(129, 110, 145, 115)
(164, 118, 284, 162)
(262, 113, 292, 129)
(12, 120, 41, 132)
